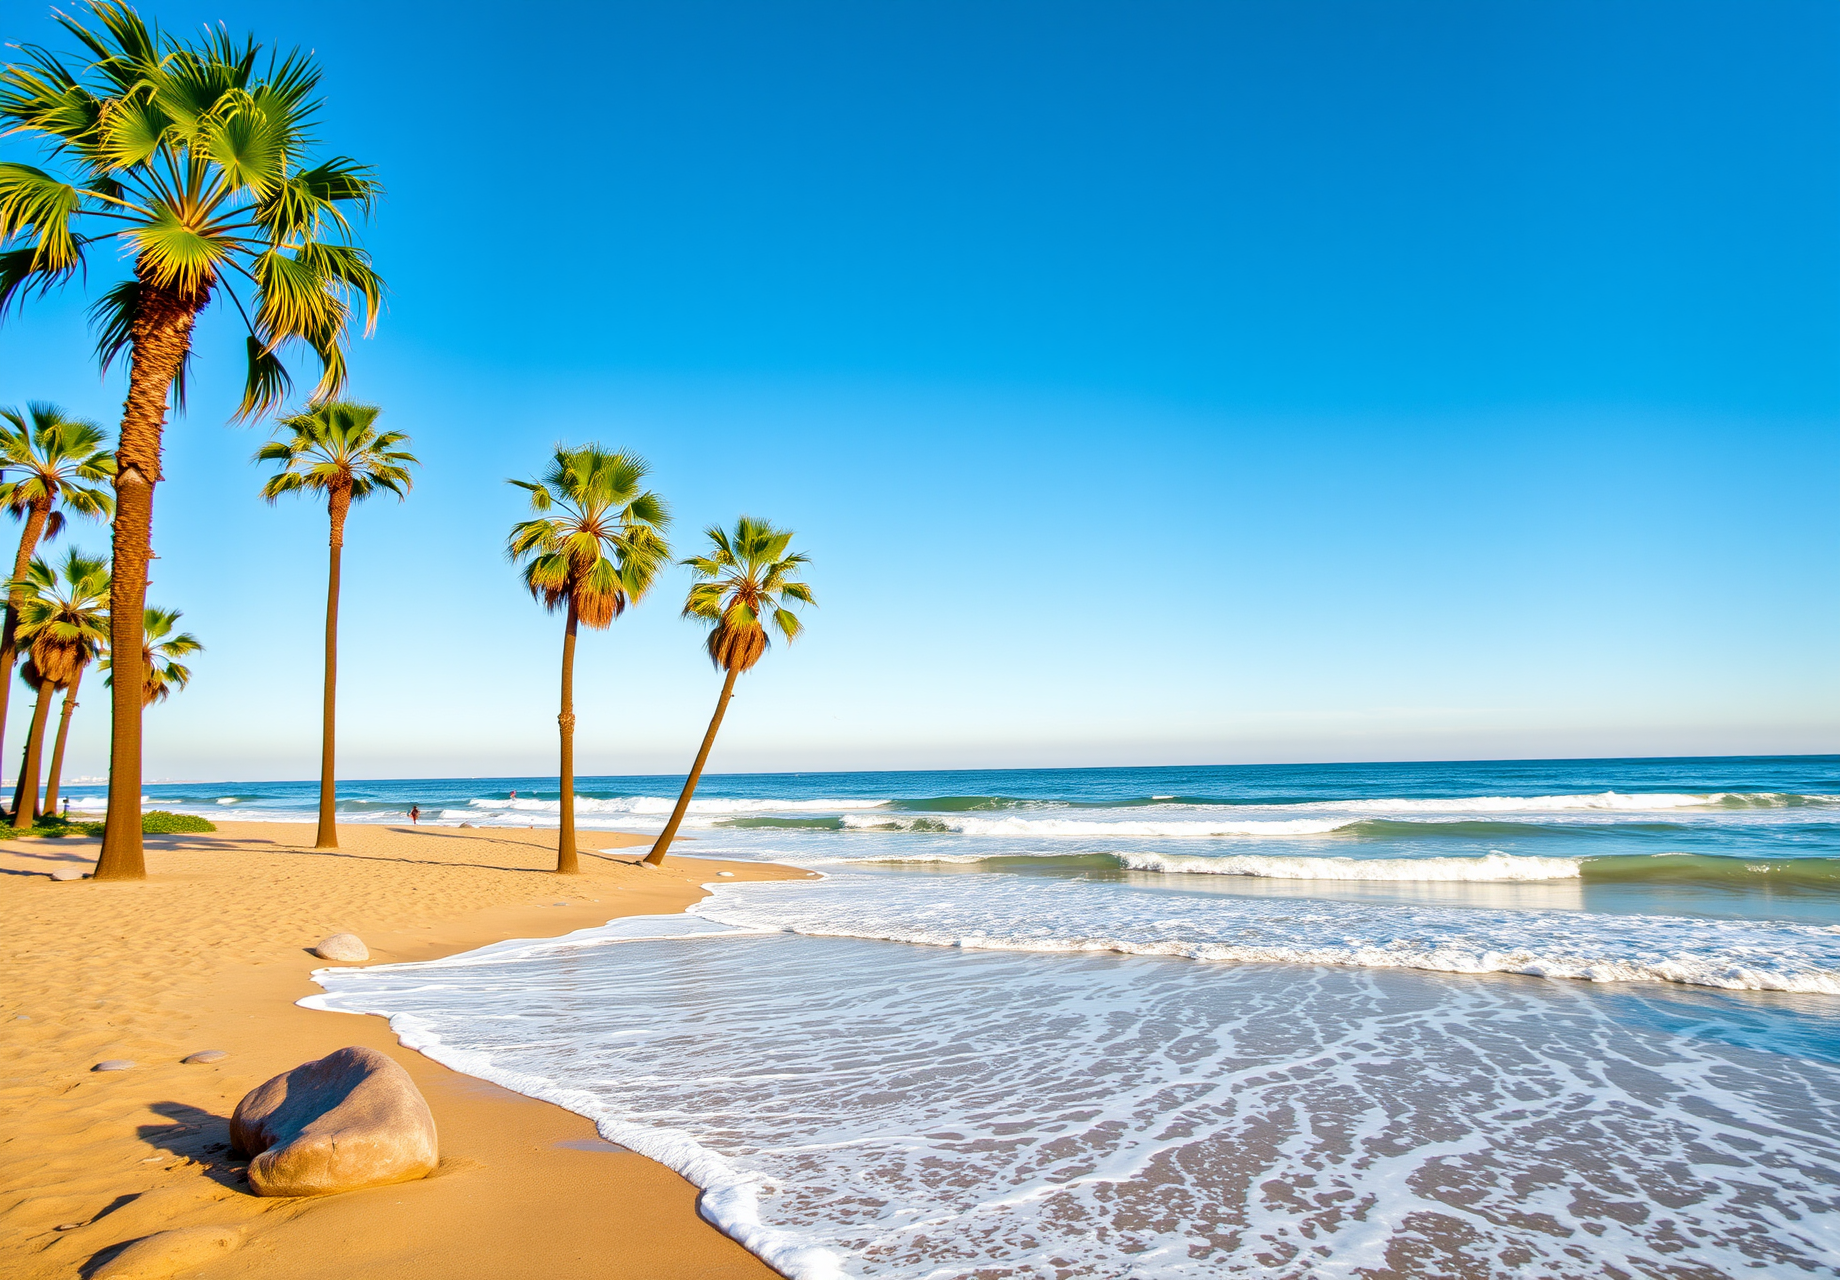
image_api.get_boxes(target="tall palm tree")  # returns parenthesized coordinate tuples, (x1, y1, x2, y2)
(0, 405, 112, 774)
(10, 548, 108, 829)
(0, 3, 384, 879)
(645, 518, 812, 866)
(508, 446, 670, 873)
(257, 402, 415, 849)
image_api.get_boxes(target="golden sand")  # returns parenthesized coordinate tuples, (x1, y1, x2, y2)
(0, 821, 805, 1279)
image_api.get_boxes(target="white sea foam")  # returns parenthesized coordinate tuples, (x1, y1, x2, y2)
(843, 813, 1358, 837)
(1118, 849, 1585, 880)
(691, 872, 1840, 994)
(311, 909, 1840, 1278)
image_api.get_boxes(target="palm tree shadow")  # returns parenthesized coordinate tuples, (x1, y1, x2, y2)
(136, 1100, 248, 1191)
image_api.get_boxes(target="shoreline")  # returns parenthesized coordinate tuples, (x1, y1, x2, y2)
(0, 820, 808, 1280)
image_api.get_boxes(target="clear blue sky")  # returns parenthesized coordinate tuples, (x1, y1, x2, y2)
(0, 0, 1835, 782)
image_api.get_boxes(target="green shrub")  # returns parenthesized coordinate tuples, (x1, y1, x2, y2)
(141, 810, 216, 834)
(0, 809, 215, 836)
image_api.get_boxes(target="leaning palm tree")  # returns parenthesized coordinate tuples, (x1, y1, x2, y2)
(257, 402, 415, 849)
(10, 548, 109, 829)
(0, 3, 384, 879)
(0, 405, 112, 774)
(645, 518, 813, 865)
(508, 446, 670, 873)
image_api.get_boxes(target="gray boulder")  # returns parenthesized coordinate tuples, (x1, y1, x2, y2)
(230, 1046, 438, 1197)
(93, 1060, 135, 1072)
(311, 933, 369, 962)
(49, 867, 84, 881)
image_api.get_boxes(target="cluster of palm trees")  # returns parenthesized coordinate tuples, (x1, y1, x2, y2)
(508, 445, 813, 874)
(0, 404, 199, 834)
(0, 2, 384, 879)
(0, 4, 814, 878)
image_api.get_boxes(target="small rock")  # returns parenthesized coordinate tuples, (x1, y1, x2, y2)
(457, 822, 475, 828)
(231, 1046, 437, 1197)
(91, 1225, 243, 1279)
(181, 1050, 228, 1065)
(54, 1222, 81, 1230)
(718, 871, 735, 877)
(15, 1014, 28, 1020)
(93, 1060, 135, 1072)
(311, 933, 369, 962)
(49, 867, 83, 881)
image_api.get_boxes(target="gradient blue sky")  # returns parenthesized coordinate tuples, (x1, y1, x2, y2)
(0, 0, 1835, 782)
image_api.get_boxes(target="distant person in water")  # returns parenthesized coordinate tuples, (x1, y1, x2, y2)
(509, 790, 517, 799)
(409, 805, 421, 824)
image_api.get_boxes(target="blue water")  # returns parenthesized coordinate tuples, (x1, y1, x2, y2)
(153, 756, 1840, 1275)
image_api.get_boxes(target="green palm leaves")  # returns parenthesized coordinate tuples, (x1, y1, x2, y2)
(15, 548, 110, 688)
(683, 516, 814, 673)
(102, 606, 200, 706)
(256, 401, 417, 513)
(0, 403, 115, 538)
(0, 2, 384, 415)
(508, 446, 672, 628)
(135, 607, 201, 705)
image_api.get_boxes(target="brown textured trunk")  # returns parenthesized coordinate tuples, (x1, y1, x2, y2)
(645, 666, 740, 865)
(0, 500, 51, 778)
(95, 274, 205, 880)
(11, 685, 52, 831)
(42, 668, 79, 820)
(315, 485, 349, 849)
(556, 596, 579, 873)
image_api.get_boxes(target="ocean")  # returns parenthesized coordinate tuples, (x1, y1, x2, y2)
(83, 756, 1840, 1277)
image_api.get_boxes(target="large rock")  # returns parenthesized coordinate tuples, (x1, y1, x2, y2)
(312, 932, 369, 961)
(91, 1226, 242, 1279)
(230, 1046, 437, 1197)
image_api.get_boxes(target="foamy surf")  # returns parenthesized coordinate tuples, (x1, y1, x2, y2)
(691, 873, 1840, 994)
(311, 910, 1840, 1279)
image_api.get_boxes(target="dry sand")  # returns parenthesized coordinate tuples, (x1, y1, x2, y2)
(0, 821, 810, 1279)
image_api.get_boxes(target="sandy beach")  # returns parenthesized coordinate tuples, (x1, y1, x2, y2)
(0, 820, 805, 1279)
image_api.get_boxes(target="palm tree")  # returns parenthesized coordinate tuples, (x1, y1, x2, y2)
(10, 548, 109, 829)
(0, 3, 384, 879)
(107, 606, 201, 706)
(645, 518, 813, 866)
(257, 402, 415, 849)
(0, 405, 112, 775)
(508, 446, 670, 873)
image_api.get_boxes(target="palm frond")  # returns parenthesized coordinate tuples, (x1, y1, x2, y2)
(678, 516, 814, 673)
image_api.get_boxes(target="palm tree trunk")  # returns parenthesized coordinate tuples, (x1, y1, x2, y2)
(42, 670, 79, 821)
(316, 489, 349, 850)
(0, 501, 49, 781)
(95, 278, 203, 881)
(12, 687, 53, 831)
(556, 596, 580, 874)
(645, 666, 740, 865)
(8, 684, 38, 820)
(0, 500, 51, 779)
